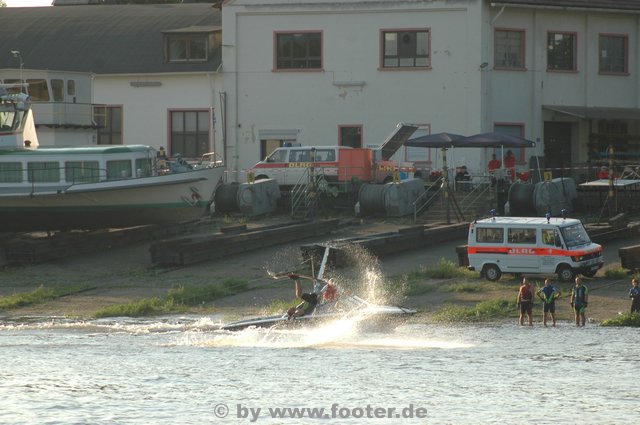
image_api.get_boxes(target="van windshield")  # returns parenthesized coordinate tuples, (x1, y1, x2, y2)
(560, 223, 591, 248)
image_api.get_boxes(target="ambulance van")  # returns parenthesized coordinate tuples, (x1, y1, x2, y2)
(467, 216, 604, 282)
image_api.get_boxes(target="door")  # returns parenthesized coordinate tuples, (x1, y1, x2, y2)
(544, 122, 572, 178)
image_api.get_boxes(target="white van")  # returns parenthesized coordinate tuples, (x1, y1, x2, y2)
(467, 216, 604, 282)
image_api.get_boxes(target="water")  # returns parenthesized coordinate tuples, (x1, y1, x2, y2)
(1, 316, 639, 425)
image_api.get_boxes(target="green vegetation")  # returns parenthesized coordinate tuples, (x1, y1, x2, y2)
(392, 259, 478, 296)
(0, 284, 91, 310)
(94, 278, 248, 318)
(432, 299, 518, 322)
(266, 298, 299, 314)
(601, 313, 640, 327)
(604, 267, 631, 280)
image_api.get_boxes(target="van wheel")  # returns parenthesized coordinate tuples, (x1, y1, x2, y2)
(255, 175, 269, 181)
(557, 265, 575, 282)
(484, 264, 502, 281)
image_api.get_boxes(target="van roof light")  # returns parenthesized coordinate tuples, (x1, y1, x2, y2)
(489, 209, 497, 221)
(561, 208, 568, 220)
(545, 212, 551, 223)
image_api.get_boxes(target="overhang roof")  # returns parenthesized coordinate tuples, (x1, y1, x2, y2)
(543, 105, 640, 120)
(0, 4, 222, 75)
(490, 1, 640, 11)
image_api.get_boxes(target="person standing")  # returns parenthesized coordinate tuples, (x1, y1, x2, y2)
(516, 277, 533, 326)
(628, 278, 640, 314)
(537, 278, 561, 327)
(570, 277, 589, 326)
(504, 150, 516, 181)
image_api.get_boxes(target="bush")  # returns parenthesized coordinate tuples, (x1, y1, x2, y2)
(432, 299, 517, 322)
(601, 312, 640, 327)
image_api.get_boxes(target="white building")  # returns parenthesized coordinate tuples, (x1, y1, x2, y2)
(2, 1, 639, 183)
(222, 0, 640, 181)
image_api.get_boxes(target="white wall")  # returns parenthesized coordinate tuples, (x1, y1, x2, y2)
(223, 0, 485, 179)
(93, 73, 222, 156)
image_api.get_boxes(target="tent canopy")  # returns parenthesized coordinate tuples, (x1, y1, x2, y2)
(405, 131, 535, 148)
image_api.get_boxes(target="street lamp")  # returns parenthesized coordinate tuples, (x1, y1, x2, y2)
(10, 50, 24, 92)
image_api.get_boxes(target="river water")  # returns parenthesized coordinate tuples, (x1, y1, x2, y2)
(1, 315, 638, 425)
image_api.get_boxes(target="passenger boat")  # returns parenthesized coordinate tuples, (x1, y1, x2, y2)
(0, 85, 225, 231)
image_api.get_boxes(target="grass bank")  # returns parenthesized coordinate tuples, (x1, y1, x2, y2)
(0, 284, 92, 310)
(94, 278, 248, 318)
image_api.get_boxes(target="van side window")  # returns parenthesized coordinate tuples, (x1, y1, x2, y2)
(541, 229, 556, 246)
(476, 227, 503, 243)
(508, 228, 536, 244)
(290, 150, 309, 163)
(315, 149, 334, 162)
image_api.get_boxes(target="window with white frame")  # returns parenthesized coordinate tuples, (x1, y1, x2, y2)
(166, 35, 208, 63)
(494, 29, 525, 69)
(599, 34, 628, 74)
(547, 32, 576, 71)
(93, 105, 122, 145)
(275, 32, 322, 70)
(170, 110, 210, 158)
(381, 29, 430, 68)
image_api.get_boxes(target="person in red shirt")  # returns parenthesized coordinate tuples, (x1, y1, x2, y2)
(504, 150, 516, 181)
(488, 153, 501, 172)
(597, 166, 609, 180)
(516, 277, 533, 326)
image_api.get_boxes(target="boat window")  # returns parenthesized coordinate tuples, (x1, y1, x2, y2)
(27, 162, 60, 183)
(476, 227, 503, 243)
(51, 79, 64, 102)
(26, 79, 50, 101)
(0, 162, 23, 183)
(107, 160, 132, 180)
(135, 158, 152, 177)
(67, 80, 76, 96)
(65, 161, 100, 183)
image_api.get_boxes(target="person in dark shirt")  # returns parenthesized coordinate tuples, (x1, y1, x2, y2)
(537, 278, 561, 327)
(628, 278, 640, 314)
(286, 274, 319, 319)
(570, 277, 589, 327)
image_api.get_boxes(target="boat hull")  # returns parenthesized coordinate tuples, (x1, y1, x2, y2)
(0, 166, 225, 231)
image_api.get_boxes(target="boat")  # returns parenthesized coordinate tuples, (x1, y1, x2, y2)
(0, 85, 225, 231)
(220, 246, 416, 332)
(220, 294, 416, 332)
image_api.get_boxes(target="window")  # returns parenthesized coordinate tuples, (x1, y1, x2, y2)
(339, 125, 362, 148)
(51, 79, 64, 102)
(170, 110, 210, 158)
(382, 29, 430, 69)
(107, 160, 132, 180)
(93, 106, 123, 145)
(476, 227, 504, 243)
(65, 161, 100, 183)
(261, 140, 286, 161)
(494, 123, 526, 163)
(67, 80, 76, 96)
(27, 161, 60, 183)
(166, 35, 208, 63)
(135, 158, 152, 178)
(26, 79, 50, 101)
(494, 29, 525, 69)
(0, 162, 22, 183)
(508, 228, 536, 244)
(599, 34, 628, 74)
(547, 32, 576, 71)
(275, 32, 322, 70)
